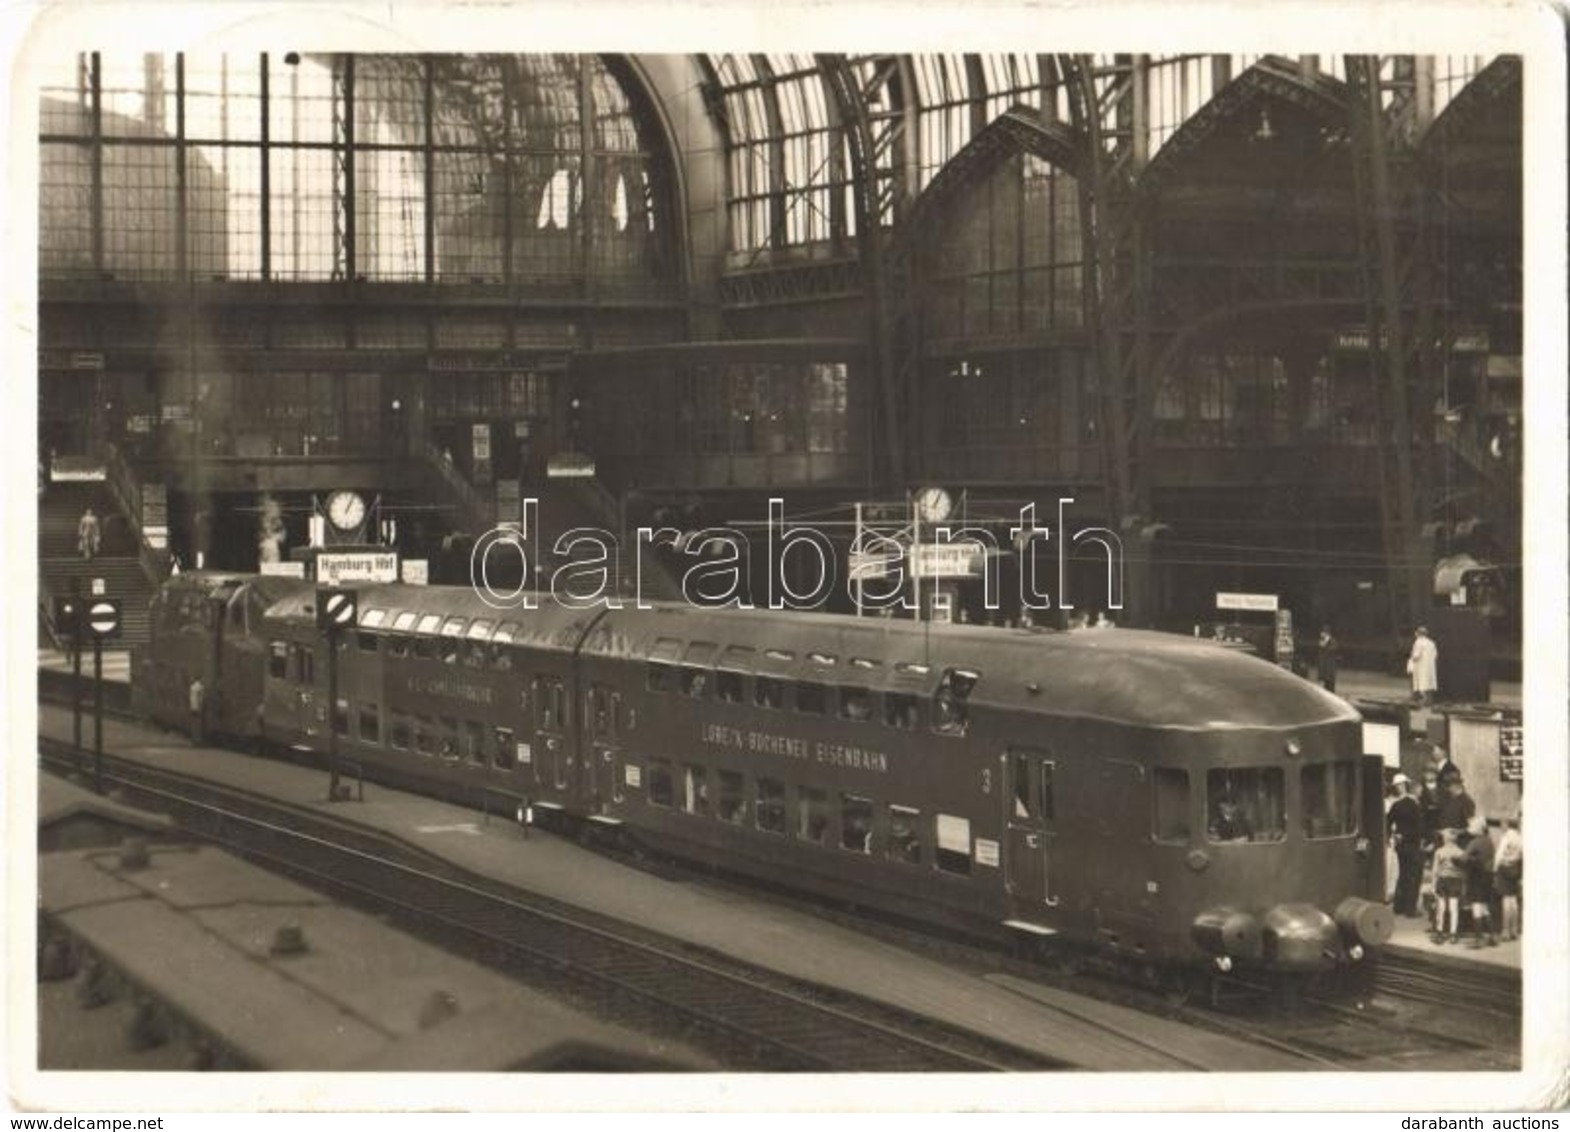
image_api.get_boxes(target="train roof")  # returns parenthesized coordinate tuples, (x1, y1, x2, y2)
(244, 577, 1354, 733)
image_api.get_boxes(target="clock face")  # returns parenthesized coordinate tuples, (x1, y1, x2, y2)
(326, 490, 367, 532)
(916, 486, 952, 523)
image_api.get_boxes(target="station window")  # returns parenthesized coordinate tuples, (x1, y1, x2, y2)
(647, 759, 675, 808)
(841, 794, 874, 853)
(389, 713, 411, 751)
(333, 697, 350, 737)
(756, 777, 786, 834)
(717, 770, 747, 824)
(358, 704, 380, 744)
(357, 631, 379, 653)
(795, 681, 827, 715)
(1152, 767, 1191, 844)
(887, 805, 924, 865)
(797, 785, 830, 845)
(463, 720, 486, 765)
(933, 668, 979, 735)
(839, 686, 873, 722)
(1301, 761, 1358, 839)
(884, 692, 919, 730)
(935, 813, 972, 875)
(681, 667, 710, 699)
(268, 641, 287, 679)
(1206, 767, 1286, 843)
(683, 764, 710, 816)
(493, 726, 515, 770)
(755, 675, 784, 710)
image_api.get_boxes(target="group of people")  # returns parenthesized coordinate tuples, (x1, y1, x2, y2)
(1315, 624, 1439, 702)
(1386, 748, 1522, 948)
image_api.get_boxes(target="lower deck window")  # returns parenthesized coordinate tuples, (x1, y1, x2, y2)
(1207, 767, 1286, 843)
(683, 764, 710, 816)
(755, 676, 784, 710)
(1153, 767, 1191, 844)
(463, 721, 486, 765)
(647, 759, 675, 808)
(797, 785, 830, 844)
(389, 715, 411, 751)
(268, 642, 287, 679)
(332, 698, 350, 737)
(887, 805, 923, 864)
(841, 794, 874, 853)
(358, 705, 379, 744)
(414, 716, 435, 756)
(935, 813, 972, 874)
(493, 727, 515, 770)
(717, 770, 747, 824)
(756, 777, 786, 834)
(884, 693, 918, 730)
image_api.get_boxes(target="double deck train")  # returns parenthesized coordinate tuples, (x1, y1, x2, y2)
(132, 571, 1393, 980)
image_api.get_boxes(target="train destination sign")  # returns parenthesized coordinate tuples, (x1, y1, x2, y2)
(702, 722, 889, 773)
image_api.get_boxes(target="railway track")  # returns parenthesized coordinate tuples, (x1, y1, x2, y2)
(38, 738, 1060, 1072)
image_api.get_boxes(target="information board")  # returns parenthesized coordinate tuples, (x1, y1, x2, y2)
(1498, 724, 1523, 782)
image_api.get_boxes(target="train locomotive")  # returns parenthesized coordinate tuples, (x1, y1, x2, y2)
(132, 571, 1393, 981)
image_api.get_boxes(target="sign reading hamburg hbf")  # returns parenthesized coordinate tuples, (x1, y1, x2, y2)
(317, 552, 399, 586)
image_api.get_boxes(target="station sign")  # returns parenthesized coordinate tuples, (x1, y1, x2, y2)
(261, 561, 307, 578)
(317, 551, 398, 586)
(546, 453, 596, 479)
(912, 544, 982, 578)
(401, 559, 429, 586)
(1216, 591, 1279, 612)
(317, 588, 358, 632)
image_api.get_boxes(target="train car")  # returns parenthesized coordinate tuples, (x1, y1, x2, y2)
(147, 573, 1393, 981)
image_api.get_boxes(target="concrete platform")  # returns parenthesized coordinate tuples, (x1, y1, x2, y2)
(36, 703, 1308, 1071)
(1385, 911, 1523, 969)
(38, 841, 708, 1071)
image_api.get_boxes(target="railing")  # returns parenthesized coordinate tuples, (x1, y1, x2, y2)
(422, 440, 496, 531)
(103, 441, 172, 584)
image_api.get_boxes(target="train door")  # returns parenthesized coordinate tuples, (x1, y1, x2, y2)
(585, 682, 623, 813)
(1004, 748, 1061, 911)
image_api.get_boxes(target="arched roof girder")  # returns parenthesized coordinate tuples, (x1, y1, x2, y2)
(1417, 54, 1521, 159)
(1138, 55, 1348, 199)
(897, 104, 1087, 253)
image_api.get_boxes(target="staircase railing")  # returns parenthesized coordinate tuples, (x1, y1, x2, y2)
(422, 441, 496, 532)
(104, 441, 172, 584)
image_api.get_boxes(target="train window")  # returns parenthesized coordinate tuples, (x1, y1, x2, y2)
(296, 646, 315, 685)
(590, 685, 612, 737)
(887, 805, 924, 865)
(681, 667, 710, 699)
(467, 619, 495, 640)
(754, 676, 784, 710)
(463, 641, 487, 669)
(488, 643, 513, 671)
(895, 661, 930, 677)
(1153, 768, 1191, 844)
(358, 704, 379, 744)
(387, 635, 410, 659)
(717, 771, 747, 824)
(392, 612, 418, 632)
(840, 795, 874, 853)
(933, 668, 978, 735)
(356, 631, 379, 653)
(647, 760, 675, 808)
(493, 727, 515, 770)
(442, 617, 468, 638)
(935, 814, 972, 875)
(796, 786, 830, 845)
(463, 721, 486, 766)
(361, 609, 387, 629)
(268, 641, 287, 679)
(839, 687, 873, 722)
(1206, 768, 1286, 843)
(884, 693, 919, 730)
(716, 669, 746, 703)
(1040, 762, 1056, 821)
(417, 614, 443, 635)
(535, 677, 566, 731)
(492, 622, 518, 645)
(809, 652, 838, 668)
(647, 663, 676, 693)
(333, 698, 350, 737)
(1011, 753, 1036, 819)
(439, 637, 461, 664)
(389, 714, 411, 751)
(414, 716, 435, 756)
(756, 778, 786, 835)
(1301, 761, 1358, 839)
(436, 716, 459, 760)
(850, 657, 879, 671)
(414, 636, 436, 661)
(765, 648, 794, 663)
(795, 681, 827, 715)
(683, 765, 710, 816)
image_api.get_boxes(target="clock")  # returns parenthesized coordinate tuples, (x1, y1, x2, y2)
(915, 486, 953, 524)
(325, 490, 367, 532)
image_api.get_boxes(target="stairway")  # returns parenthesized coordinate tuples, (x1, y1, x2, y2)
(39, 482, 158, 647)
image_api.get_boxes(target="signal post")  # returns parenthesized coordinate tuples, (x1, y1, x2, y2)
(317, 587, 358, 801)
(82, 598, 121, 793)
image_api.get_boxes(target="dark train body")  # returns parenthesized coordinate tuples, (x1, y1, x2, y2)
(133, 571, 1392, 977)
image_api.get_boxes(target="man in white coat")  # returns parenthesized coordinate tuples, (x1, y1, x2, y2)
(1407, 626, 1439, 705)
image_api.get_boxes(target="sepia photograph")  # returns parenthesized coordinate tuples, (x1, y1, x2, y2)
(9, 0, 1567, 1116)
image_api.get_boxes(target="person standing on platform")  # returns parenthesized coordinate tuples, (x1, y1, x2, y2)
(1317, 626, 1339, 693)
(77, 506, 101, 560)
(1462, 816, 1498, 948)
(1407, 626, 1439, 705)
(1436, 774, 1477, 835)
(1386, 775, 1424, 917)
(1493, 816, 1523, 942)
(188, 677, 206, 744)
(1432, 828, 1466, 944)
(1418, 770, 1442, 851)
